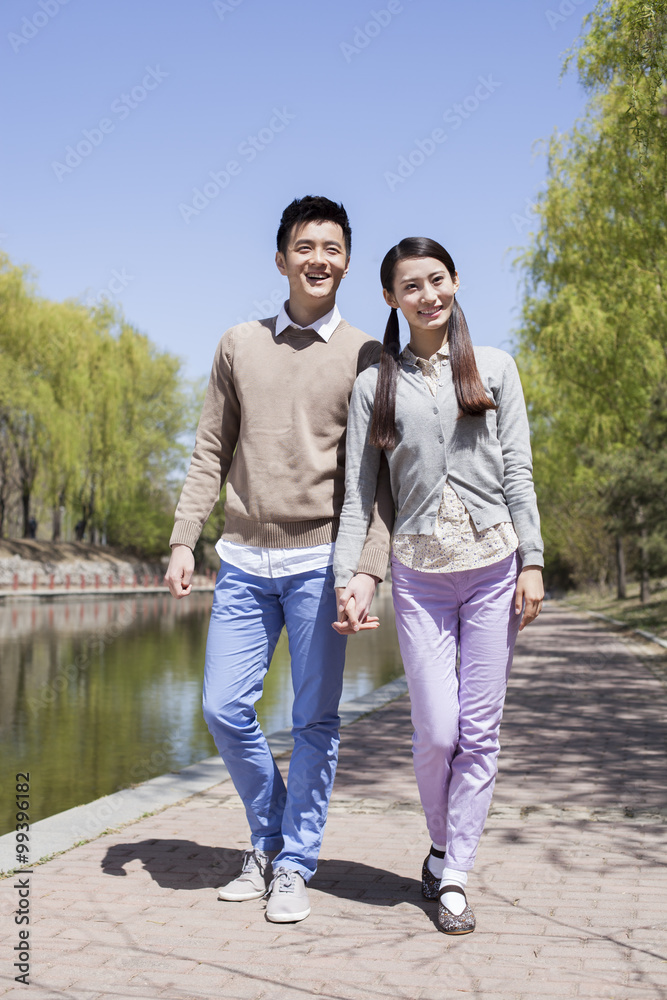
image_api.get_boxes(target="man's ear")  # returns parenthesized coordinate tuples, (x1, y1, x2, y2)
(342, 255, 351, 279)
(275, 250, 287, 275)
(383, 287, 398, 309)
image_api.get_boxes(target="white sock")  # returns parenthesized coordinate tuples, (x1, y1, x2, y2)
(440, 868, 468, 916)
(426, 844, 446, 879)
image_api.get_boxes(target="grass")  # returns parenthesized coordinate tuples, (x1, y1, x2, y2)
(564, 580, 667, 639)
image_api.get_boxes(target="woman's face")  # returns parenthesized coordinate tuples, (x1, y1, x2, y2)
(383, 256, 459, 337)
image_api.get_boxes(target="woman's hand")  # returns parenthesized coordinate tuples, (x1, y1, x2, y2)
(332, 574, 381, 634)
(515, 566, 544, 631)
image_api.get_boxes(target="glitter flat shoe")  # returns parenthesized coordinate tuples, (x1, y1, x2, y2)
(421, 856, 441, 900)
(437, 885, 476, 935)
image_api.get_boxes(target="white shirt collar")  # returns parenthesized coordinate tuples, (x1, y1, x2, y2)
(274, 302, 341, 343)
(402, 342, 450, 367)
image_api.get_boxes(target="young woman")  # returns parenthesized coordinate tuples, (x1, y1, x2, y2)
(333, 238, 544, 935)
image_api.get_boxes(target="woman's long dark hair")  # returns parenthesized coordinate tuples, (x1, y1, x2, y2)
(369, 237, 497, 450)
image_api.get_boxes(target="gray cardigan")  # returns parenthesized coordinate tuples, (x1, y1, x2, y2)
(334, 345, 543, 587)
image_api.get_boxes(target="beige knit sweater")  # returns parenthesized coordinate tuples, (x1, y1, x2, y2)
(169, 316, 393, 581)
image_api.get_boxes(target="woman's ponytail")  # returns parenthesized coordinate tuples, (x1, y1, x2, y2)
(369, 307, 401, 450)
(448, 299, 497, 417)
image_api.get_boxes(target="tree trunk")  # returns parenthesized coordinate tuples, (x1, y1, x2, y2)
(615, 535, 627, 599)
(639, 525, 650, 603)
(88, 484, 95, 544)
(0, 441, 10, 541)
(51, 489, 66, 541)
(78, 483, 95, 544)
(21, 489, 30, 538)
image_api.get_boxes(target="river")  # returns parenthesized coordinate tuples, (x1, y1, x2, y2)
(0, 586, 403, 835)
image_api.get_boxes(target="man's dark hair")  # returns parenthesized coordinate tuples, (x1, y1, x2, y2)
(276, 196, 352, 257)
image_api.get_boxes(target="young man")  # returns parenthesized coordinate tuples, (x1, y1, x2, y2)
(165, 196, 392, 923)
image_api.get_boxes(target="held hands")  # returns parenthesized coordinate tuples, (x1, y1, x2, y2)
(164, 544, 195, 599)
(332, 573, 381, 635)
(514, 566, 544, 631)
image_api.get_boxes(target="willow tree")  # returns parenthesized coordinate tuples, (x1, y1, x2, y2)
(0, 259, 106, 539)
(0, 251, 193, 554)
(0, 259, 60, 537)
(515, 0, 667, 593)
(32, 298, 96, 540)
(97, 320, 190, 556)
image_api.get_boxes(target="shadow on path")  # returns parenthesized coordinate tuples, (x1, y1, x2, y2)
(100, 839, 439, 927)
(333, 607, 667, 818)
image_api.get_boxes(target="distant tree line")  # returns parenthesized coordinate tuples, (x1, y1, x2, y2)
(0, 254, 202, 558)
(515, 0, 667, 599)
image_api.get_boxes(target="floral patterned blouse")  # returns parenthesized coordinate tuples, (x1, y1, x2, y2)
(391, 344, 518, 573)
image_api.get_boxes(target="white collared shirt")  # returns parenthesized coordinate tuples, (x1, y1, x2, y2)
(274, 302, 341, 342)
(215, 538, 334, 578)
(217, 301, 341, 579)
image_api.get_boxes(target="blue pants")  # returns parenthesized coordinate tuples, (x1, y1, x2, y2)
(202, 560, 347, 880)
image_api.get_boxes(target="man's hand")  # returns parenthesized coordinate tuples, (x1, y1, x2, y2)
(332, 573, 381, 635)
(515, 566, 544, 631)
(164, 544, 195, 599)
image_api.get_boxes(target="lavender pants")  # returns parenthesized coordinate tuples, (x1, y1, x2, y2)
(391, 552, 520, 871)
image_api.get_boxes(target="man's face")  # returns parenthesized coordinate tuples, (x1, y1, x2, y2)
(275, 220, 349, 308)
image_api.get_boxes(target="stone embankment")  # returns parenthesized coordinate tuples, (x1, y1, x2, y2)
(0, 539, 184, 592)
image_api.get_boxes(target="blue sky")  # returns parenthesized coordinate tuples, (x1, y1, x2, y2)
(1, 0, 594, 379)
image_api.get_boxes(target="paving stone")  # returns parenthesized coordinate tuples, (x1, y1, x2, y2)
(1, 608, 666, 999)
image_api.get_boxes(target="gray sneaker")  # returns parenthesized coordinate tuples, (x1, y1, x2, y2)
(265, 867, 311, 923)
(217, 849, 271, 901)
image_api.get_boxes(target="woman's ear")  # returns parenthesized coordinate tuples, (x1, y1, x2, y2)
(383, 288, 398, 309)
(452, 271, 460, 293)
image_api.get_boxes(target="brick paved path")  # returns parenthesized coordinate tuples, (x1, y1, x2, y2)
(1, 606, 666, 1000)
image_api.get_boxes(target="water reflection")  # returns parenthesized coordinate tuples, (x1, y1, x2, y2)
(0, 586, 403, 834)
